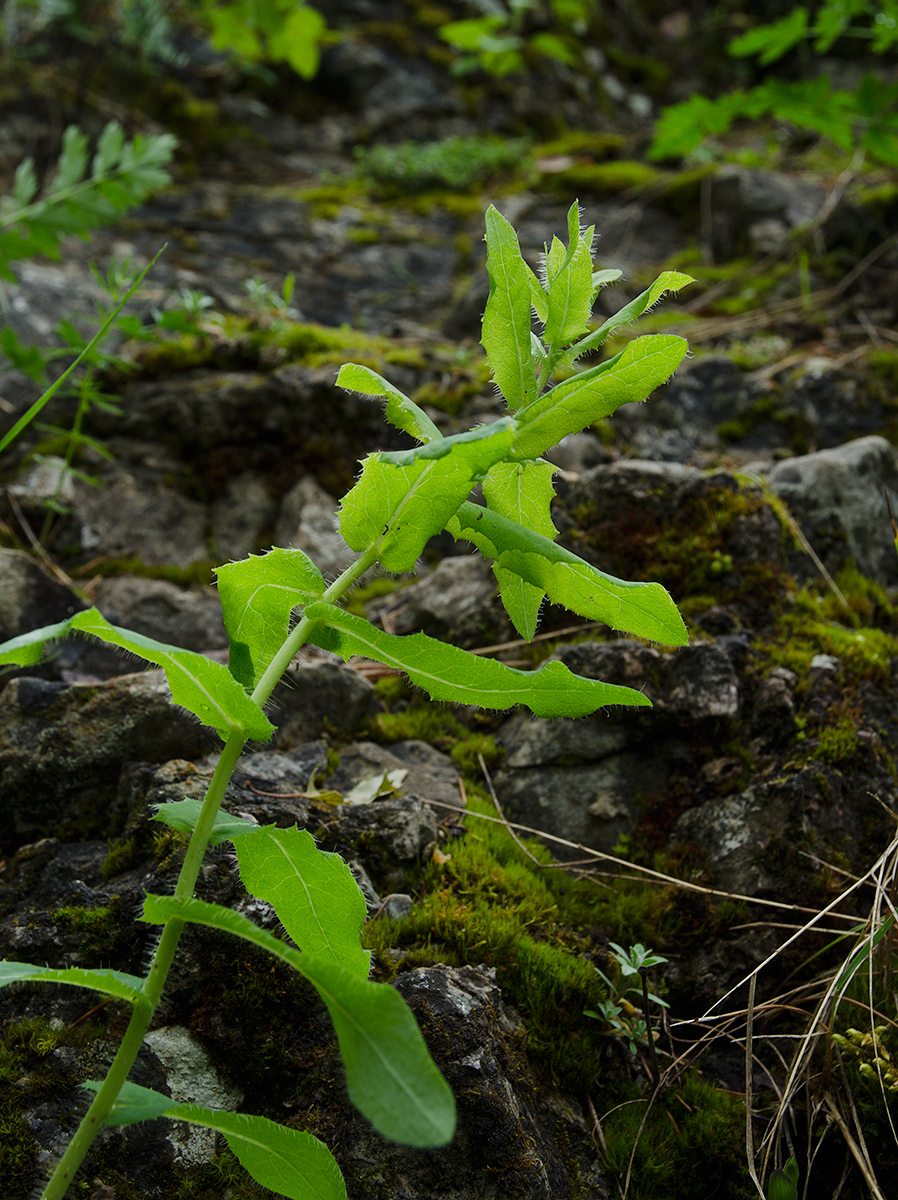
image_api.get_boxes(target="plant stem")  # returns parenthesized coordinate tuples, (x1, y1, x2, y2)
(39, 730, 245, 1200)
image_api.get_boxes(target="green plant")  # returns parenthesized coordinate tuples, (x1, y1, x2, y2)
(192, 0, 327, 79)
(0, 121, 174, 520)
(766, 1156, 799, 1200)
(585, 942, 669, 1056)
(439, 0, 593, 77)
(650, 1, 898, 165)
(0, 201, 690, 1197)
(354, 135, 532, 195)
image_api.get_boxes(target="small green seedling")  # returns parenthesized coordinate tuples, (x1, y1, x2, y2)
(0, 202, 691, 1198)
(766, 1155, 799, 1200)
(586, 943, 669, 1056)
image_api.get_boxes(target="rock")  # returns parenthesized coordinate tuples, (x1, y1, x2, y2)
(143, 1026, 244, 1166)
(273, 475, 355, 579)
(209, 471, 277, 561)
(0, 672, 211, 848)
(766, 435, 898, 585)
(74, 469, 209, 568)
(708, 166, 825, 259)
(0, 548, 86, 644)
(382, 964, 609, 1200)
(373, 555, 504, 646)
(93, 575, 227, 652)
(327, 739, 462, 809)
(270, 656, 378, 742)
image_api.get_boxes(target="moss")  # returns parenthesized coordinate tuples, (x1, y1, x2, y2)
(602, 1071, 755, 1200)
(354, 135, 532, 196)
(537, 159, 662, 197)
(169, 1150, 271, 1198)
(533, 131, 626, 160)
(868, 348, 898, 392)
(100, 835, 142, 879)
(70, 556, 216, 585)
(53, 901, 121, 957)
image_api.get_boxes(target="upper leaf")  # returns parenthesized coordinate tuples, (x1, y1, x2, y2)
(543, 201, 596, 349)
(215, 548, 326, 690)
(305, 602, 652, 714)
(450, 501, 687, 645)
(483, 459, 557, 640)
(482, 205, 538, 410)
(141, 894, 456, 1148)
(512, 335, 688, 460)
(335, 363, 442, 444)
(564, 271, 695, 361)
(233, 825, 371, 980)
(339, 420, 517, 572)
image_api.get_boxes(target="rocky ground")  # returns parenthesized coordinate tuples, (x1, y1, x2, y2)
(2, 4, 898, 1198)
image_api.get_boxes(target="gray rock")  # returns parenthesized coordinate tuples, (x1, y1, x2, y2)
(327, 739, 462, 809)
(0, 548, 86, 643)
(0, 671, 211, 846)
(271, 656, 378, 742)
(708, 166, 825, 259)
(74, 470, 208, 568)
(210, 471, 277, 561)
(766, 435, 898, 585)
(374, 555, 502, 646)
(273, 475, 355, 580)
(93, 575, 227, 652)
(495, 710, 631, 768)
(143, 1027, 243, 1166)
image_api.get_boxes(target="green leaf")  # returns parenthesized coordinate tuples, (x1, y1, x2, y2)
(305, 602, 652, 714)
(0, 609, 273, 740)
(214, 548, 326, 690)
(729, 7, 809, 64)
(483, 459, 557, 640)
(450, 501, 687, 645)
(482, 205, 538, 410)
(544, 202, 596, 348)
(141, 894, 456, 1147)
(339, 420, 517, 572)
(0, 961, 146, 1005)
(512, 335, 688, 460)
(272, 5, 326, 78)
(766, 1155, 799, 1200)
(51, 126, 89, 193)
(380, 418, 514, 466)
(565, 272, 695, 360)
(89, 1081, 348, 1200)
(233, 825, 370, 980)
(335, 363, 442, 444)
(150, 799, 260, 846)
(69, 609, 274, 740)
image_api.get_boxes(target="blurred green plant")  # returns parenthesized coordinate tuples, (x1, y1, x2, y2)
(650, 1, 898, 165)
(354, 135, 532, 194)
(439, 0, 594, 77)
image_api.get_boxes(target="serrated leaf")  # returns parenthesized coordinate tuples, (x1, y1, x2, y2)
(233, 825, 370, 980)
(0, 961, 145, 1005)
(0, 609, 273, 739)
(592, 268, 622, 293)
(51, 126, 89, 193)
(339, 420, 517, 572)
(93, 121, 126, 175)
(565, 271, 695, 360)
(69, 609, 274, 739)
(482, 205, 538, 410)
(512, 335, 688, 460)
(10, 158, 38, 206)
(141, 894, 456, 1147)
(729, 7, 808, 64)
(150, 799, 260, 846)
(305, 601, 652, 714)
(214, 548, 326, 690)
(544, 202, 595, 348)
(483, 459, 557, 640)
(451, 501, 687, 645)
(89, 1082, 348, 1200)
(335, 363, 442, 443)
